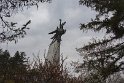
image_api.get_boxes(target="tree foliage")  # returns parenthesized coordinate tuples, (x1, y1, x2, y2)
(79, 0, 124, 38)
(0, 50, 83, 83)
(0, 50, 28, 82)
(77, 0, 124, 81)
(0, 0, 51, 43)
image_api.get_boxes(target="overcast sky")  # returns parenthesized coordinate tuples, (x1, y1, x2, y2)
(0, 0, 104, 63)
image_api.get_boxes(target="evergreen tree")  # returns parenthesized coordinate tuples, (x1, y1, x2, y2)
(77, 0, 124, 81)
(0, 50, 10, 75)
(0, 50, 28, 82)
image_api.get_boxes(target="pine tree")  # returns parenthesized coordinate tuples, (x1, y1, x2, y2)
(77, 0, 124, 81)
(0, 50, 28, 82)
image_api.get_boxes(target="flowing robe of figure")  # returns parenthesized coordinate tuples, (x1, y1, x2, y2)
(45, 19, 66, 65)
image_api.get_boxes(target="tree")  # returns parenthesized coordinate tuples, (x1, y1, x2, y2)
(0, 51, 83, 83)
(0, 50, 28, 82)
(77, 0, 124, 82)
(0, 0, 51, 43)
(106, 72, 124, 83)
(76, 44, 124, 83)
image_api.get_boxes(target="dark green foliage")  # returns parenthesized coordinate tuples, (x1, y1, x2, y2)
(79, 0, 124, 38)
(0, 50, 28, 82)
(77, 0, 124, 81)
(9, 51, 28, 71)
(80, 0, 124, 38)
(0, 50, 83, 83)
(0, 50, 10, 72)
(77, 45, 124, 82)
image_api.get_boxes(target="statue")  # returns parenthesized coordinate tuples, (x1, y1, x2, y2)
(49, 19, 66, 44)
(45, 19, 66, 65)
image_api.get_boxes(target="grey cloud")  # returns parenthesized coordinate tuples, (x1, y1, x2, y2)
(1, 0, 104, 63)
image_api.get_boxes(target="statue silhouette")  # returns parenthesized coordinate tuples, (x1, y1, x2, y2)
(49, 19, 66, 43)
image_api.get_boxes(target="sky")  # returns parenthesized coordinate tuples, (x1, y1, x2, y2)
(0, 0, 105, 63)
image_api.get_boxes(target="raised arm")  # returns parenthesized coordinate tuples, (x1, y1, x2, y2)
(59, 19, 62, 28)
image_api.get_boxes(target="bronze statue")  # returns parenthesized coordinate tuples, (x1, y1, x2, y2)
(49, 19, 66, 43)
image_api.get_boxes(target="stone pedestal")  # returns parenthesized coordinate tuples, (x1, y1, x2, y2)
(46, 40, 60, 65)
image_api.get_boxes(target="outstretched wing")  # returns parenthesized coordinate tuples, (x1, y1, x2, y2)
(49, 30, 57, 34)
(49, 27, 58, 34)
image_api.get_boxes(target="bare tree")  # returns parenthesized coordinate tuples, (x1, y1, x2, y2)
(0, 0, 51, 43)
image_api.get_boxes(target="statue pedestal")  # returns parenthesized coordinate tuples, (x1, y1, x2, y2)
(45, 40, 60, 65)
